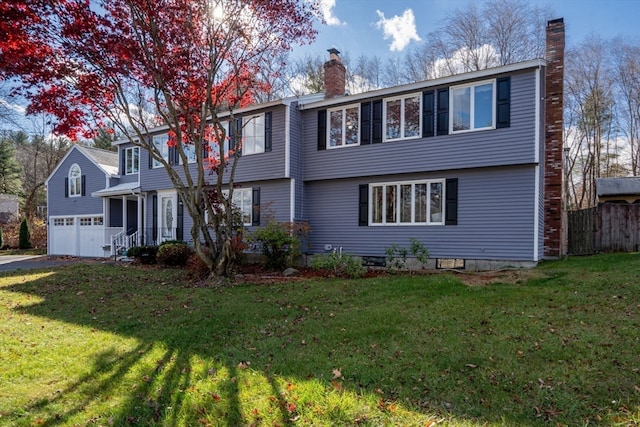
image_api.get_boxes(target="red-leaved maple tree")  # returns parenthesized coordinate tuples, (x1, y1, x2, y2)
(0, 0, 317, 277)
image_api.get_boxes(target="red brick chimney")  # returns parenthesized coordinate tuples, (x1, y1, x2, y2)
(323, 48, 346, 98)
(544, 18, 565, 258)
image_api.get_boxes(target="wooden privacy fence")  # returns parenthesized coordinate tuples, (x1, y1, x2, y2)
(568, 204, 640, 255)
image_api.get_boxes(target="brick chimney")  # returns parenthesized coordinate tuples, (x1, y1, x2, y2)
(544, 18, 565, 258)
(323, 48, 346, 98)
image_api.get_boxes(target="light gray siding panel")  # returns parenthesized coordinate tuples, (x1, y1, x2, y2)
(304, 166, 539, 261)
(47, 149, 106, 216)
(303, 70, 540, 181)
(289, 102, 305, 220)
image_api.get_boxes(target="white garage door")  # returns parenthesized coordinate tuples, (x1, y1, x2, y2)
(49, 216, 106, 257)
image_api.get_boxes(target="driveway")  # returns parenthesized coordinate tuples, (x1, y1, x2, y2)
(0, 255, 91, 272)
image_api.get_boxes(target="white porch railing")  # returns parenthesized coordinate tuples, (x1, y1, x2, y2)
(110, 229, 141, 256)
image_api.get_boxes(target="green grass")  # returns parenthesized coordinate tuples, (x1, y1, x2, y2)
(0, 254, 639, 426)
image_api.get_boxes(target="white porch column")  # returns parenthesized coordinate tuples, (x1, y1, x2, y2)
(137, 194, 143, 245)
(122, 195, 128, 234)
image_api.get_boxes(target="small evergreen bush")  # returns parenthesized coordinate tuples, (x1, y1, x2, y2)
(0, 226, 3, 249)
(250, 220, 296, 270)
(126, 245, 159, 264)
(157, 241, 192, 267)
(18, 219, 31, 249)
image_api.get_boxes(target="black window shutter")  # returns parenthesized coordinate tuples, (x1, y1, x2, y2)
(264, 111, 272, 152)
(176, 200, 184, 241)
(358, 184, 368, 226)
(229, 120, 236, 153)
(81, 175, 86, 196)
(437, 88, 449, 136)
(64, 177, 69, 198)
(360, 102, 372, 145)
(152, 195, 158, 241)
(121, 149, 126, 174)
(148, 141, 154, 168)
(252, 187, 261, 226)
(372, 100, 383, 144)
(168, 146, 177, 165)
(445, 178, 458, 226)
(235, 118, 243, 156)
(317, 110, 327, 150)
(422, 90, 435, 138)
(496, 76, 511, 128)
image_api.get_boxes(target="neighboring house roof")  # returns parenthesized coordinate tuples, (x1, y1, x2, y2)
(45, 144, 119, 187)
(596, 177, 640, 197)
(75, 145, 119, 176)
(91, 181, 140, 197)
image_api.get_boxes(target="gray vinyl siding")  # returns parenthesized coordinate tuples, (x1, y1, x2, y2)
(118, 143, 141, 185)
(47, 149, 106, 216)
(143, 179, 293, 245)
(303, 70, 540, 181)
(288, 102, 305, 220)
(140, 105, 288, 192)
(304, 166, 539, 261)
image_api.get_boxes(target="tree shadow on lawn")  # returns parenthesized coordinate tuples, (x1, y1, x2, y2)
(2, 263, 639, 426)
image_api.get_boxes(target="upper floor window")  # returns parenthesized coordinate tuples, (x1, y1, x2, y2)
(384, 93, 421, 141)
(125, 147, 139, 174)
(68, 164, 82, 197)
(327, 104, 359, 149)
(451, 80, 495, 133)
(181, 143, 197, 164)
(242, 114, 265, 155)
(152, 134, 170, 168)
(370, 179, 444, 226)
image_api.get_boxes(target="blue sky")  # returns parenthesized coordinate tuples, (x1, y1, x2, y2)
(295, 0, 640, 60)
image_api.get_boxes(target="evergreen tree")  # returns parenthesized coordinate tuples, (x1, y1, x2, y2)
(18, 219, 31, 249)
(0, 136, 23, 195)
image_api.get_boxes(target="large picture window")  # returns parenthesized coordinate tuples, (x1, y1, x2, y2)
(327, 104, 359, 148)
(384, 93, 421, 141)
(370, 179, 444, 225)
(125, 147, 139, 174)
(451, 80, 495, 132)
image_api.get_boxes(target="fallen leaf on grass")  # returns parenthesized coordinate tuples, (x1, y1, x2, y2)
(332, 368, 342, 379)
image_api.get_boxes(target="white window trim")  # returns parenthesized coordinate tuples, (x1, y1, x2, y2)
(326, 103, 360, 149)
(382, 92, 422, 142)
(68, 163, 81, 198)
(125, 147, 139, 175)
(242, 114, 265, 156)
(449, 79, 496, 134)
(369, 179, 445, 226)
(221, 188, 253, 226)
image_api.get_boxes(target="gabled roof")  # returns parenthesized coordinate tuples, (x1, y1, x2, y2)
(45, 144, 119, 186)
(596, 177, 640, 196)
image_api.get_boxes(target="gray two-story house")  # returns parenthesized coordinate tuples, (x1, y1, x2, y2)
(46, 19, 566, 268)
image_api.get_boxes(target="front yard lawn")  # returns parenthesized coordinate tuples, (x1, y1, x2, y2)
(0, 253, 639, 426)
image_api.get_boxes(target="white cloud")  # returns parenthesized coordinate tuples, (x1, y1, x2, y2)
(375, 9, 421, 52)
(319, 0, 344, 26)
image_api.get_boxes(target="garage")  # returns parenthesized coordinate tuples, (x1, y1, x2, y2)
(48, 215, 106, 258)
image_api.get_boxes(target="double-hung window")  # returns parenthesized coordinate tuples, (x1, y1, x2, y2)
(384, 93, 421, 141)
(371, 179, 444, 225)
(152, 134, 170, 168)
(242, 114, 265, 155)
(181, 144, 197, 164)
(451, 80, 495, 132)
(327, 104, 359, 148)
(218, 188, 253, 226)
(125, 147, 139, 174)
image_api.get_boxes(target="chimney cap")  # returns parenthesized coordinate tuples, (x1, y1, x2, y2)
(327, 47, 340, 55)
